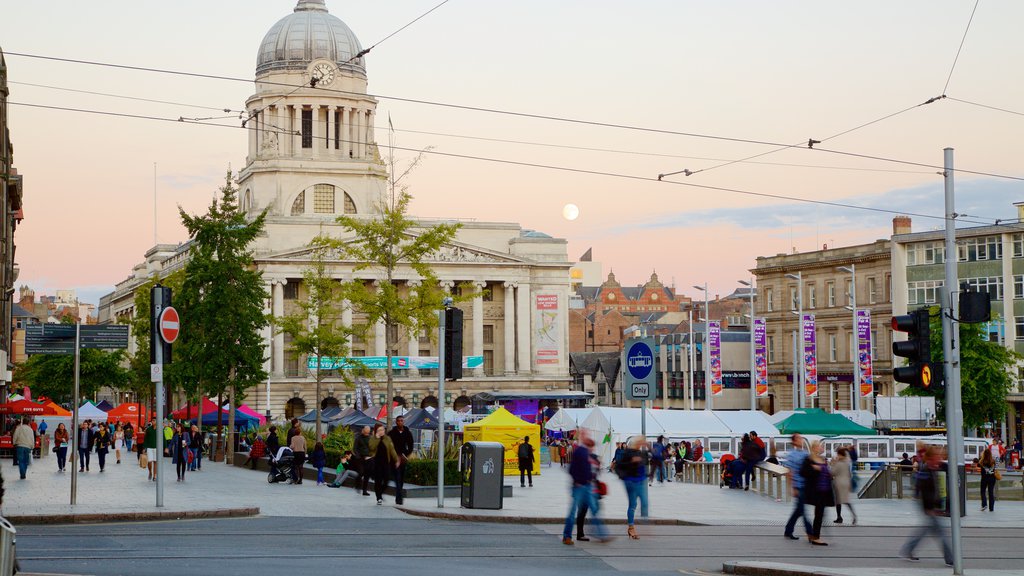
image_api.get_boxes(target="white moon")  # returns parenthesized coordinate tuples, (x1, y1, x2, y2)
(562, 203, 580, 221)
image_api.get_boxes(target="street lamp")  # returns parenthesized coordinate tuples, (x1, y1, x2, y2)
(687, 307, 695, 410)
(837, 264, 858, 413)
(738, 279, 756, 411)
(692, 284, 710, 410)
(785, 272, 803, 409)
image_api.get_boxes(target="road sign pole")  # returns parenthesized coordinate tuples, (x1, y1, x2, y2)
(942, 147, 964, 575)
(437, 306, 446, 509)
(152, 287, 166, 508)
(70, 321, 81, 506)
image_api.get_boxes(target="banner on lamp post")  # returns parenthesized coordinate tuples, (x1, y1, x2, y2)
(709, 321, 723, 396)
(857, 309, 874, 398)
(802, 314, 818, 398)
(754, 318, 768, 398)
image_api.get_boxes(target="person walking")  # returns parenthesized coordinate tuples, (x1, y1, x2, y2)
(562, 430, 607, 545)
(77, 421, 94, 473)
(576, 451, 605, 541)
(900, 445, 954, 566)
(310, 441, 327, 486)
(979, 448, 998, 512)
(37, 419, 48, 437)
(517, 435, 535, 488)
(617, 435, 649, 540)
(172, 423, 191, 482)
(162, 421, 173, 457)
(783, 433, 813, 541)
(354, 425, 373, 496)
(123, 422, 134, 452)
(369, 423, 399, 505)
(94, 423, 112, 473)
(188, 425, 203, 472)
(143, 419, 158, 481)
(12, 417, 34, 480)
(53, 423, 70, 473)
(388, 415, 415, 504)
(800, 440, 834, 546)
(649, 436, 667, 485)
(113, 423, 125, 464)
(289, 428, 307, 485)
(831, 447, 858, 524)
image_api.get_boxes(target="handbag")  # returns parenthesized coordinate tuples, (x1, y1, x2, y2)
(187, 448, 195, 464)
(139, 453, 149, 468)
(994, 469, 1003, 481)
(595, 480, 608, 496)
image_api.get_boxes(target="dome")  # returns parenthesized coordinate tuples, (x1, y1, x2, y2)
(256, 0, 366, 78)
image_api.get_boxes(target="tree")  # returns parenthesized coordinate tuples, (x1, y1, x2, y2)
(276, 238, 354, 438)
(901, 306, 1022, 430)
(178, 171, 269, 462)
(327, 150, 463, 428)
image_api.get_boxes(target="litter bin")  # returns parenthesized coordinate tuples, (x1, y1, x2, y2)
(460, 441, 505, 509)
(0, 516, 17, 576)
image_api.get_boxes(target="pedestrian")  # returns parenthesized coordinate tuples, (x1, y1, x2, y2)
(143, 419, 158, 481)
(979, 447, 997, 512)
(289, 428, 307, 484)
(558, 441, 568, 468)
(740, 433, 760, 490)
(388, 415, 415, 504)
(562, 430, 607, 545)
(611, 442, 624, 474)
(12, 417, 34, 480)
(94, 423, 112, 473)
(113, 423, 125, 464)
(616, 435, 649, 540)
(800, 440, 834, 546)
(898, 453, 914, 468)
(575, 451, 604, 541)
(77, 421, 94, 473)
(831, 447, 858, 525)
(354, 425, 372, 496)
(246, 433, 265, 470)
(172, 423, 191, 482)
(38, 419, 48, 437)
(310, 441, 327, 485)
(517, 435, 535, 488)
(328, 450, 359, 488)
(265, 425, 280, 467)
(162, 421, 173, 457)
(53, 423, 70, 473)
(286, 418, 301, 444)
(649, 435, 667, 485)
(369, 423, 399, 505)
(189, 425, 203, 471)
(900, 445, 954, 566)
(783, 433, 812, 541)
(123, 422, 134, 452)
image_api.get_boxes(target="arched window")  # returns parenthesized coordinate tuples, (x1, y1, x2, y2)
(243, 189, 253, 213)
(285, 397, 306, 419)
(321, 396, 340, 410)
(420, 395, 439, 410)
(453, 395, 472, 411)
(291, 191, 305, 215)
(344, 191, 357, 214)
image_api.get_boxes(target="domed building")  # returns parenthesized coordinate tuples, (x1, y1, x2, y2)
(99, 0, 575, 419)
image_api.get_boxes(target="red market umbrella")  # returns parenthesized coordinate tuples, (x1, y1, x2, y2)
(0, 399, 59, 415)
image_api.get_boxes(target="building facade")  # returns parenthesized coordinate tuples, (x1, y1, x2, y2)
(754, 239, 893, 414)
(98, 1, 572, 419)
(891, 209, 1024, 440)
(0, 47, 24, 400)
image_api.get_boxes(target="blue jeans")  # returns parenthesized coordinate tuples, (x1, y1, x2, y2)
(78, 447, 90, 470)
(624, 478, 649, 525)
(125, 438, 133, 451)
(784, 487, 812, 536)
(744, 460, 755, 487)
(189, 448, 200, 471)
(563, 484, 605, 540)
(15, 446, 31, 478)
(901, 512, 953, 563)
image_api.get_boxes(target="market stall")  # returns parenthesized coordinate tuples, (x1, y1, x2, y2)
(463, 407, 540, 475)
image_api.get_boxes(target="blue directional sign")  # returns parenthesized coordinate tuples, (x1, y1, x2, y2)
(624, 337, 656, 400)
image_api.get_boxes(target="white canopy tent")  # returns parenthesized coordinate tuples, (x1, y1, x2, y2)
(544, 409, 580, 432)
(580, 406, 667, 464)
(712, 410, 781, 439)
(652, 409, 733, 439)
(77, 401, 108, 422)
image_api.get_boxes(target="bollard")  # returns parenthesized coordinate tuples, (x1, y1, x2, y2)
(0, 516, 16, 576)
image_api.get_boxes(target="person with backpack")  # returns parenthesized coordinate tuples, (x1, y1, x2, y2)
(517, 436, 535, 488)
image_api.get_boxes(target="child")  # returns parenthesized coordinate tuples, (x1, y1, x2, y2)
(310, 441, 327, 486)
(329, 450, 359, 489)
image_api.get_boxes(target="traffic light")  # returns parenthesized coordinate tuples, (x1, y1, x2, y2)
(444, 307, 463, 380)
(892, 308, 941, 391)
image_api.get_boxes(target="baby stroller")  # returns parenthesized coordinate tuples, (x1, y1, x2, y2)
(268, 447, 293, 484)
(719, 454, 737, 489)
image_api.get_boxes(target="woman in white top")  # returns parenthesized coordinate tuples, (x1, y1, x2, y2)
(113, 423, 125, 464)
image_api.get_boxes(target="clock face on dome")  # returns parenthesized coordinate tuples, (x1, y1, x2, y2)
(311, 62, 336, 86)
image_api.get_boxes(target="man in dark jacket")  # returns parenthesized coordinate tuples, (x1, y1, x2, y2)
(900, 445, 953, 565)
(561, 430, 606, 545)
(388, 416, 415, 505)
(517, 436, 535, 488)
(354, 425, 372, 496)
(76, 422, 95, 473)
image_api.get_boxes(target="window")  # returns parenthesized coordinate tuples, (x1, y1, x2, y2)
(868, 277, 877, 304)
(313, 184, 335, 213)
(343, 191, 357, 214)
(387, 324, 399, 344)
(789, 286, 797, 310)
(765, 287, 774, 312)
(767, 335, 775, 363)
(301, 109, 312, 148)
(886, 273, 892, 302)
(1016, 275, 1024, 299)
(957, 235, 1002, 262)
(907, 241, 945, 266)
(962, 276, 1003, 300)
(1016, 317, 1024, 340)
(483, 350, 494, 376)
(419, 328, 430, 345)
(285, 398, 306, 419)
(828, 333, 837, 362)
(845, 280, 853, 306)
(1015, 234, 1024, 258)
(482, 282, 494, 302)
(808, 284, 816, 309)
(871, 329, 879, 360)
(333, 114, 340, 150)
(283, 281, 299, 300)
(907, 280, 944, 305)
(290, 191, 305, 215)
(483, 324, 494, 345)
(827, 281, 835, 307)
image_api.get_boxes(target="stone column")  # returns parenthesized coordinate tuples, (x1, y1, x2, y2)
(516, 283, 532, 375)
(261, 280, 273, 397)
(503, 282, 517, 375)
(272, 279, 286, 377)
(472, 281, 486, 376)
(367, 109, 376, 150)
(355, 107, 364, 159)
(374, 281, 386, 357)
(248, 108, 258, 160)
(312, 105, 322, 158)
(327, 106, 335, 154)
(407, 280, 421, 377)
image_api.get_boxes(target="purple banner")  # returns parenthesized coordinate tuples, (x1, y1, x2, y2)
(802, 314, 818, 398)
(754, 318, 768, 398)
(857, 309, 874, 398)
(709, 321, 723, 396)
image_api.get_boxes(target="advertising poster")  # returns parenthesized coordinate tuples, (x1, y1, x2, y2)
(709, 321, 723, 396)
(534, 294, 561, 365)
(754, 318, 769, 398)
(802, 314, 818, 398)
(857, 309, 874, 398)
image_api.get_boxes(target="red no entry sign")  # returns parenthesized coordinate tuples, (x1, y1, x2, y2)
(159, 307, 180, 344)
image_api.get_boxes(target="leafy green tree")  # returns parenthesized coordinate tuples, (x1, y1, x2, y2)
(327, 151, 462, 428)
(902, 306, 1021, 430)
(276, 239, 354, 438)
(178, 171, 269, 462)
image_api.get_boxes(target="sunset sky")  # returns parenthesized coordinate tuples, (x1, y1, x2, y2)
(3, 1, 1023, 307)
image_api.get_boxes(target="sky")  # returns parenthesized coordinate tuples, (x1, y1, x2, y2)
(3, 0, 1024, 307)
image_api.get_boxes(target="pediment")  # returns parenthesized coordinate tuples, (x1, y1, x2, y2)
(261, 236, 527, 265)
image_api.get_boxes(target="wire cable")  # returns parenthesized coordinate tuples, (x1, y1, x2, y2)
(943, 0, 981, 95)
(6, 80, 241, 113)
(946, 96, 1024, 118)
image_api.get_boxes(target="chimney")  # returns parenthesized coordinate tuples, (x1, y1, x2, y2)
(1014, 202, 1024, 221)
(892, 216, 912, 235)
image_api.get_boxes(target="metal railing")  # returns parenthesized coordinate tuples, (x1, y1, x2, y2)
(677, 460, 791, 502)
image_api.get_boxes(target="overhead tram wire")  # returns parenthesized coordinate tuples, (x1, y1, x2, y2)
(8, 99, 1007, 231)
(946, 97, 1024, 118)
(5, 52, 1024, 181)
(6, 80, 243, 114)
(942, 0, 981, 96)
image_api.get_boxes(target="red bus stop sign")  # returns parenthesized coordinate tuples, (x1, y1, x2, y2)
(159, 307, 180, 344)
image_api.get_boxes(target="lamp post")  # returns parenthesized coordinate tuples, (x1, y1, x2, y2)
(692, 284, 710, 410)
(837, 264, 858, 412)
(687, 308, 695, 410)
(739, 278, 756, 411)
(785, 272, 803, 409)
